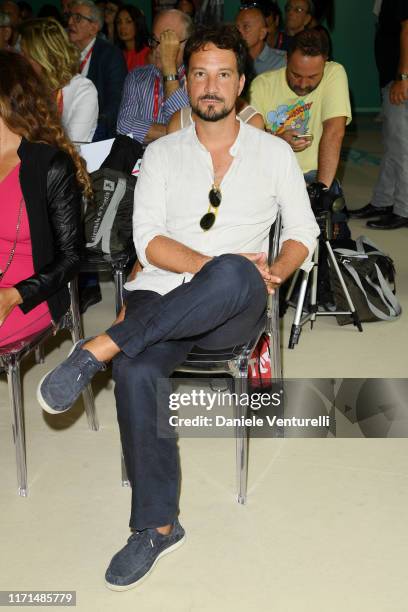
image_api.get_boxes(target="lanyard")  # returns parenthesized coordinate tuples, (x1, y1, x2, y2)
(153, 68, 186, 122)
(80, 44, 94, 73)
(153, 76, 160, 122)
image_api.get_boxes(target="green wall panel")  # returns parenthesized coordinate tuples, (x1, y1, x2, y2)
(224, 0, 380, 111)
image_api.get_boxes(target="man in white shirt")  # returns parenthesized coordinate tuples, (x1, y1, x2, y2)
(38, 24, 319, 590)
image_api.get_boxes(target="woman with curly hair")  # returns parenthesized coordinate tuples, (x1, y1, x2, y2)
(0, 50, 91, 346)
(115, 4, 150, 72)
(19, 17, 98, 142)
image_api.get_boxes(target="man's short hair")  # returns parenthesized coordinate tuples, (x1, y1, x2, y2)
(0, 11, 11, 25)
(237, 5, 268, 27)
(184, 24, 249, 77)
(288, 28, 329, 59)
(69, 0, 103, 28)
(241, 1, 282, 25)
(154, 8, 194, 40)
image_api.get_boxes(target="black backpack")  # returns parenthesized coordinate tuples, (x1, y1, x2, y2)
(330, 236, 401, 325)
(84, 136, 143, 255)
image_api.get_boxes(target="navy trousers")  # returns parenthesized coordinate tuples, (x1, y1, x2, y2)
(107, 255, 267, 530)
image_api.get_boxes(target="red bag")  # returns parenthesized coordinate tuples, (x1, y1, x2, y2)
(248, 333, 272, 388)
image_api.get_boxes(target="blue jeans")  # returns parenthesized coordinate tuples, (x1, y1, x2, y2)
(107, 254, 267, 529)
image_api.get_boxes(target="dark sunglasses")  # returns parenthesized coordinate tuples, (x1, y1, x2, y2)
(148, 35, 188, 49)
(200, 185, 222, 231)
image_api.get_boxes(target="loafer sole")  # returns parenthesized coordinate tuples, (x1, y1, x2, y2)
(104, 533, 186, 591)
(37, 340, 83, 414)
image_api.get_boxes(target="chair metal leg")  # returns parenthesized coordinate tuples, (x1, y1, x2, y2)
(113, 268, 125, 317)
(7, 359, 28, 497)
(34, 345, 45, 364)
(69, 277, 84, 344)
(69, 277, 99, 431)
(267, 291, 282, 381)
(232, 369, 249, 505)
(121, 451, 130, 487)
(82, 385, 99, 431)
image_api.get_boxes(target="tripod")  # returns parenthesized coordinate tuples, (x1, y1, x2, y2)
(285, 216, 363, 349)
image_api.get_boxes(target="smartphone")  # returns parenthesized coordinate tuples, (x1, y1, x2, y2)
(293, 133, 313, 141)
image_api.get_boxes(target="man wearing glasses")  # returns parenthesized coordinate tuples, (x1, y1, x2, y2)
(67, 0, 126, 139)
(38, 24, 319, 590)
(117, 9, 193, 144)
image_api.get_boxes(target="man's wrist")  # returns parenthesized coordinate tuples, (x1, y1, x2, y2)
(162, 65, 178, 77)
(197, 256, 213, 272)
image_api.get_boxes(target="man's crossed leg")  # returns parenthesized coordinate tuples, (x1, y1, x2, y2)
(37, 255, 268, 589)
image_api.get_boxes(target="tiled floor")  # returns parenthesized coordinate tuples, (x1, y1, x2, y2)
(1, 115, 407, 611)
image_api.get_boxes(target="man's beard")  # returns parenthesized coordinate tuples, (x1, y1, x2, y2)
(191, 95, 235, 122)
(287, 77, 322, 97)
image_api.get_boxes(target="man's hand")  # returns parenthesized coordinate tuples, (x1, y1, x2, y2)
(390, 80, 408, 105)
(0, 287, 23, 326)
(128, 260, 143, 282)
(277, 129, 313, 153)
(113, 304, 126, 325)
(240, 253, 282, 295)
(160, 29, 180, 75)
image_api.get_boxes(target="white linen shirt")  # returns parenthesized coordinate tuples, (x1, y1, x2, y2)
(62, 74, 98, 142)
(79, 37, 95, 78)
(125, 120, 320, 295)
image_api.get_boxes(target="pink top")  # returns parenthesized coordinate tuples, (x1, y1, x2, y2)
(0, 163, 52, 346)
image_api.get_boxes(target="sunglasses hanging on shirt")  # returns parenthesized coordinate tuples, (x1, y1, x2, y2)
(200, 185, 222, 231)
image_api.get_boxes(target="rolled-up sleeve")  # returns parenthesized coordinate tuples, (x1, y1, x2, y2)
(117, 71, 152, 143)
(162, 87, 189, 121)
(276, 142, 320, 260)
(117, 68, 190, 144)
(132, 143, 169, 267)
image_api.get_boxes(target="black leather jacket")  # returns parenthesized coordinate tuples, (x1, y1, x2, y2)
(15, 138, 82, 323)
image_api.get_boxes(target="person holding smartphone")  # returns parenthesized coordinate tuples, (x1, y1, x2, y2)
(249, 28, 351, 190)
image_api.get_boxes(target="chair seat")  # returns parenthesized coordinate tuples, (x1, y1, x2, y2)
(0, 325, 55, 361)
(183, 343, 249, 363)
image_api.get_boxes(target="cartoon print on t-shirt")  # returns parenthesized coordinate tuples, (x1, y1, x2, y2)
(267, 100, 313, 135)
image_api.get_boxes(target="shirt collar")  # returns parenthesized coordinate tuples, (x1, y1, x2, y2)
(256, 43, 269, 63)
(192, 118, 244, 158)
(80, 37, 96, 59)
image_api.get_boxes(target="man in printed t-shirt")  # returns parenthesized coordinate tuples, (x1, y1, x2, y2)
(250, 28, 351, 191)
